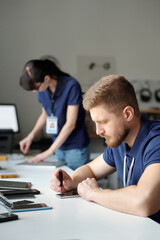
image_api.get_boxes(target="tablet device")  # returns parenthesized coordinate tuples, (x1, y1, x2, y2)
(56, 189, 80, 199)
(18, 161, 65, 167)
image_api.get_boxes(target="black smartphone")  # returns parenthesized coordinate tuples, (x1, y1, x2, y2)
(12, 203, 48, 210)
(0, 213, 18, 223)
(2, 189, 40, 197)
(0, 180, 31, 189)
(56, 189, 80, 199)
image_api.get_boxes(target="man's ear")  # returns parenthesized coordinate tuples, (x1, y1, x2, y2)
(123, 106, 134, 121)
(44, 75, 50, 83)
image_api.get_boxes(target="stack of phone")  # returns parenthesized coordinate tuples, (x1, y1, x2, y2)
(0, 180, 52, 216)
(0, 180, 40, 198)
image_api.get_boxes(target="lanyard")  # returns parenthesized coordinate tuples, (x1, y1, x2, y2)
(51, 98, 54, 116)
(49, 92, 55, 116)
(123, 155, 135, 187)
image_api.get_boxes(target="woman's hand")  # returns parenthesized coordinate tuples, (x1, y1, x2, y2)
(19, 136, 33, 154)
(28, 149, 53, 163)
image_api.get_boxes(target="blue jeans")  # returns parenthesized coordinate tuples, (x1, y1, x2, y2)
(55, 145, 90, 170)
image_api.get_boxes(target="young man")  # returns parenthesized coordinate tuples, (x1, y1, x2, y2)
(51, 75, 160, 223)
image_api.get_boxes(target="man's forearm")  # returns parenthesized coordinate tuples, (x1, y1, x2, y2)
(90, 185, 156, 217)
(71, 165, 96, 189)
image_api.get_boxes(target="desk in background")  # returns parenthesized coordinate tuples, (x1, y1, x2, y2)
(0, 155, 160, 240)
(141, 109, 160, 120)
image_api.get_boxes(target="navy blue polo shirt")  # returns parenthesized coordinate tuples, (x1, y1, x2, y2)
(103, 116, 160, 223)
(38, 76, 89, 150)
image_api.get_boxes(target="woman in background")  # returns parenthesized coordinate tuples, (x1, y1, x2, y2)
(19, 59, 90, 170)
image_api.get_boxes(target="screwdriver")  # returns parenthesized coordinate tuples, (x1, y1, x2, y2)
(59, 171, 63, 193)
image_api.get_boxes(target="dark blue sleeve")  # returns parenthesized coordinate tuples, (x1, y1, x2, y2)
(144, 136, 160, 169)
(103, 147, 116, 167)
(67, 81, 82, 105)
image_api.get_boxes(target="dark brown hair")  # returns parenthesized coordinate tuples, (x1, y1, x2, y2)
(19, 59, 70, 91)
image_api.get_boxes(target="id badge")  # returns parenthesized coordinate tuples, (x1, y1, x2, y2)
(46, 116, 58, 134)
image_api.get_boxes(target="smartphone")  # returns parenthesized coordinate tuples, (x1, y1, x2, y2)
(56, 189, 80, 199)
(11, 203, 52, 212)
(0, 213, 18, 223)
(2, 189, 40, 196)
(12, 203, 48, 210)
(0, 180, 31, 189)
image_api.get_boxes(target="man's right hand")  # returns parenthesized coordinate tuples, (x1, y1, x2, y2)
(50, 169, 74, 193)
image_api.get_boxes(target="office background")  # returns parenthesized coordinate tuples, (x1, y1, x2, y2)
(1, 0, 160, 148)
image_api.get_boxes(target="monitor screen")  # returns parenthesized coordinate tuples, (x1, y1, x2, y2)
(0, 104, 19, 133)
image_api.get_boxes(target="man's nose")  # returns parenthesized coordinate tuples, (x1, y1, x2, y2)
(96, 123, 104, 135)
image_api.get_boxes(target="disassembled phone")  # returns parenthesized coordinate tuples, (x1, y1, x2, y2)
(56, 189, 80, 199)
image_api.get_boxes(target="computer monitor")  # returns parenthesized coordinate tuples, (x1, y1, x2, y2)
(0, 104, 20, 133)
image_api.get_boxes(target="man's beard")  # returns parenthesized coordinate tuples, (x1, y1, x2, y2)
(99, 126, 129, 148)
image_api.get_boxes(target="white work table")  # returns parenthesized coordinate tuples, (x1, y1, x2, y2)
(0, 155, 159, 240)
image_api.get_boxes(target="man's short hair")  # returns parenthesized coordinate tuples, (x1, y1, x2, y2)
(83, 75, 140, 117)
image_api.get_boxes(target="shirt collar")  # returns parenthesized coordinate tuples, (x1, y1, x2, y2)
(125, 116, 149, 157)
(47, 76, 64, 98)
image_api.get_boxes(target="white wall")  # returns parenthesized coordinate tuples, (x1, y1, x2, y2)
(1, 0, 160, 142)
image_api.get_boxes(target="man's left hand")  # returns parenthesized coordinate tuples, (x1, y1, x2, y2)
(77, 177, 100, 201)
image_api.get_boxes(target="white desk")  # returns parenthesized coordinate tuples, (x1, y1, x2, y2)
(0, 156, 160, 240)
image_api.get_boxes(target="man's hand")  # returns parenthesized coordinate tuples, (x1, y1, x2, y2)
(50, 169, 74, 193)
(77, 177, 100, 201)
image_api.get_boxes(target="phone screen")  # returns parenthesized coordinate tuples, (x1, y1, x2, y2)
(56, 189, 80, 199)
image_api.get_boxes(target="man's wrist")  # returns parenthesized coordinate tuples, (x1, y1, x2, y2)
(89, 187, 102, 202)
